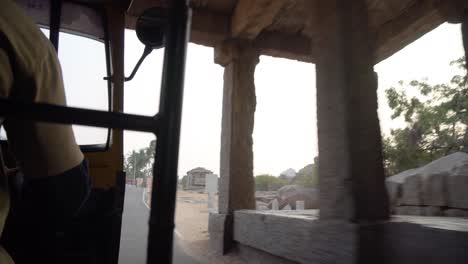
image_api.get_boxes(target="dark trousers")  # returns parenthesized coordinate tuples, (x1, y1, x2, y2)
(1, 159, 91, 264)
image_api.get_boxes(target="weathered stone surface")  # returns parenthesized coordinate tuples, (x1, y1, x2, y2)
(277, 185, 319, 209)
(424, 206, 443, 216)
(234, 210, 356, 264)
(400, 171, 445, 207)
(400, 174, 423, 206)
(208, 213, 233, 254)
(211, 41, 259, 254)
(269, 199, 279, 210)
(444, 209, 468, 218)
(255, 191, 277, 204)
(217, 41, 259, 215)
(421, 173, 446, 206)
(316, 0, 389, 220)
(394, 206, 424, 216)
(447, 175, 468, 209)
(419, 152, 468, 206)
(256, 201, 269, 211)
(388, 152, 468, 209)
(386, 168, 417, 207)
(237, 244, 298, 264)
(394, 206, 443, 216)
(231, 0, 287, 39)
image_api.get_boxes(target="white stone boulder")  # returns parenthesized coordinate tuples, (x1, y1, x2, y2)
(277, 185, 319, 209)
(386, 152, 468, 209)
(386, 168, 418, 207)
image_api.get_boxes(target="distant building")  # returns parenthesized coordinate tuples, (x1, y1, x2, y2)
(185, 167, 213, 189)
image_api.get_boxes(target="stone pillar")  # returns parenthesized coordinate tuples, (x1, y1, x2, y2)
(462, 11, 468, 68)
(209, 40, 258, 254)
(315, 0, 389, 221)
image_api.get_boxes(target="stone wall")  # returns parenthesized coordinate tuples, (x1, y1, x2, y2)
(386, 152, 468, 217)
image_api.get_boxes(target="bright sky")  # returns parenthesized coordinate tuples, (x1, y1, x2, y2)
(56, 23, 465, 177)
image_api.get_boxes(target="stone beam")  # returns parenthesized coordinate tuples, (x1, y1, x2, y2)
(126, 9, 312, 62)
(231, 0, 288, 39)
(255, 31, 312, 62)
(435, 0, 468, 23)
(190, 9, 230, 47)
(315, 0, 389, 221)
(375, 0, 445, 63)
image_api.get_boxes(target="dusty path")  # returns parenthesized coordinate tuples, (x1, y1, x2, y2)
(173, 190, 246, 264)
(118, 185, 200, 264)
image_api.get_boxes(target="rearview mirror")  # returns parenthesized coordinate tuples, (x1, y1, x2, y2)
(104, 7, 168, 82)
(136, 7, 167, 49)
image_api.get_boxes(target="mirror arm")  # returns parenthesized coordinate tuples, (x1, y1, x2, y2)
(104, 46, 153, 82)
(124, 46, 153, 82)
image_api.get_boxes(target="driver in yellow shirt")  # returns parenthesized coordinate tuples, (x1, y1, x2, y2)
(0, 1, 91, 263)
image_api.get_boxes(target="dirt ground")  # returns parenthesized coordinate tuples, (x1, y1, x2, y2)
(174, 190, 246, 264)
(175, 190, 211, 242)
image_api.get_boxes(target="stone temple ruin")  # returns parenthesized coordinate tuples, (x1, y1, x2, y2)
(387, 152, 468, 218)
(125, 0, 468, 263)
(184, 167, 213, 190)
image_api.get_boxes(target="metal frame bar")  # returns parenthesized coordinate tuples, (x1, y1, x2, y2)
(49, 0, 62, 50)
(42, 1, 114, 151)
(102, 4, 113, 151)
(77, 4, 114, 152)
(0, 98, 159, 133)
(147, 1, 190, 263)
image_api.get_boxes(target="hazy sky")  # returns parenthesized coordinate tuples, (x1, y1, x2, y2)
(56, 23, 465, 177)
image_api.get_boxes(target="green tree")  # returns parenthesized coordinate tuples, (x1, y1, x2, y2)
(180, 175, 188, 187)
(383, 57, 468, 175)
(255, 174, 288, 191)
(292, 163, 319, 188)
(124, 140, 156, 183)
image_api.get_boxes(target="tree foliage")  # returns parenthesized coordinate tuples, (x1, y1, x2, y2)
(383, 57, 468, 175)
(292, 163, 319, 188)
(124, 140, 156, 182)
(255, 174, 288, 191)
(179, 175, 187, 187)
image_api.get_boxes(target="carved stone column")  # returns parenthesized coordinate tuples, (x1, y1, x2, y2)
(208, 40, 259, 254)
(315, 0, 389, 221)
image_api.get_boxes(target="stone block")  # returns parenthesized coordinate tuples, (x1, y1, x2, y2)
(277, 185, 319, 209)
(209, 213, 233, 254)
(394, 206, 424, 216)
(423, 206, 443, 216)
(401, 175, 422, 206)
(389, 152, 468, 208)
(386, 180, 401, 207)
(386, 168, 417, 206)
(444, 208, 468, 218)
(256, 201, 268, 210)
(269, 199, 279, 210)
(421, 173, 446, 206)
(447, 175, 468, 209)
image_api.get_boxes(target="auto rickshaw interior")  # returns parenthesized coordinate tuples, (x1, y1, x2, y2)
(0, 0, 188, 263)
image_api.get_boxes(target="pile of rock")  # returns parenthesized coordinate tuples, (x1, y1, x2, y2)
(386, 152, 468, 217)
(255, 191, 278, 210)
(254, 185, 319, 210)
